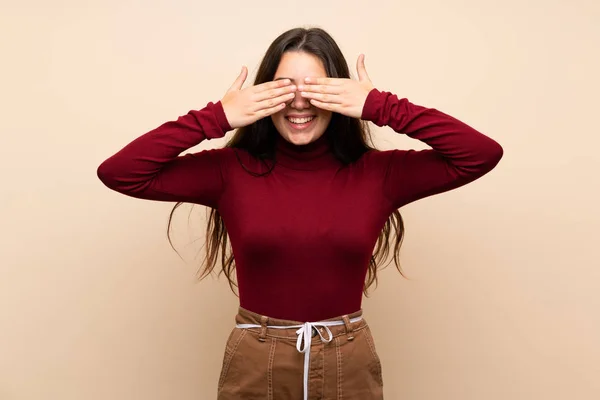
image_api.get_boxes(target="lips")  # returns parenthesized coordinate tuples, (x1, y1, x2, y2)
(286, 116, 315, 124)
(285, 115, 316, 131)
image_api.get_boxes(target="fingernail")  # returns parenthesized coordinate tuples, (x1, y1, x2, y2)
(304, 77, 311, 83)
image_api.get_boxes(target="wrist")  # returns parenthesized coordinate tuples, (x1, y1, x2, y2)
(360, 88, 383, 122)
(212, 100, 233, 132)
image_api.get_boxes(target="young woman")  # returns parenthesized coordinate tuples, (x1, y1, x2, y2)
(97, 27, 503, 400)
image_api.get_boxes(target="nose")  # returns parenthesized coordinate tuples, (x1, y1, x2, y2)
(289, 90, 310, 110)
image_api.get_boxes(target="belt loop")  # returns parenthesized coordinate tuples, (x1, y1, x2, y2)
(258, 315, 268, 342)
(342, 315, 354, 341)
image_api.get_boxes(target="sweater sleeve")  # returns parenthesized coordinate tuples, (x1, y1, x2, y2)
(97, 101, 232, 208)
(361, 89, 503, 209)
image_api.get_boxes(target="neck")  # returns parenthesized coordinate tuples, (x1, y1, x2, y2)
(275, 134, 339, 171)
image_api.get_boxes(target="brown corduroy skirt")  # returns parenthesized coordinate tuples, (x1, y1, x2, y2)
(217, 307, 384, 400)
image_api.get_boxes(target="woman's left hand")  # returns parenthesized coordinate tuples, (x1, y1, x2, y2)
(299, 54, 374, 119)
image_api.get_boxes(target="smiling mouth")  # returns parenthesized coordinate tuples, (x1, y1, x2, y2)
(286, 116, 315, 124)
(285, 116, 316, 131)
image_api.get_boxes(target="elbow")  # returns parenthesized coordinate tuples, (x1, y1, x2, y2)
(96, 158, 123, 191)
(96, 157, 152, 196)
(484, 139, 504, 172)
(459, 139, 504, 179)
(468, 139, 503, 179)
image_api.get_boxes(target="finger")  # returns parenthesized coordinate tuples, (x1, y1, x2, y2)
(255, 78, 294, 93)
(257, 101, 288, 118)
(298, 84, 343, 95)
(253, 83, 297, 102)
(254, 92, 296, 112)
(300, 91, 343, 104)
(304, 77, 345, 86)
(356, 54, 370, 82)
(308, 99, 338, 112)
(228, 66, 248, 92)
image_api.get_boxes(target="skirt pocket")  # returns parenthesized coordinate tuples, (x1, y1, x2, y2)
(363, 325, 384, 387)
(217, 328, 247, 392)
(335, 324, 385, 399)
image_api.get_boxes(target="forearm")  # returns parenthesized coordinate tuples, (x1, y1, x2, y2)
(97, 101, 231, 192)
(362, 89, 503, 177)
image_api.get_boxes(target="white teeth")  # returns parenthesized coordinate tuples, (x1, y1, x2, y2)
(288, 116, 315, 124)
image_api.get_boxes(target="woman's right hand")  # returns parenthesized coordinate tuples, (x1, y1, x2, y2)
(221, 66, 297, 129)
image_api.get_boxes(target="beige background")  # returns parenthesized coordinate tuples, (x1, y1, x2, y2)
(2, 0, 599, 399)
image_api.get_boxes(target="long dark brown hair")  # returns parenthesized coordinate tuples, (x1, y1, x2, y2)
(167, 27, 406, 296)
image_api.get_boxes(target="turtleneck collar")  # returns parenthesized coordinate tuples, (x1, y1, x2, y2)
(275, 134, 340, 171)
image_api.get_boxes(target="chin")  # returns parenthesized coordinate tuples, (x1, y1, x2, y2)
(284, 132, 322, 146)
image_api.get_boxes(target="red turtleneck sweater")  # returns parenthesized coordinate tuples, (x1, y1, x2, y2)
(97, 89, 503, 321)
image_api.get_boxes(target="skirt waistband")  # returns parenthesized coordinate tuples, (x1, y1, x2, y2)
(233, 306, 366, 400)
(234, 306, 365, 340)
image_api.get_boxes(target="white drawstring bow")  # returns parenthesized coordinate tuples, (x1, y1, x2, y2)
(236, 317, 362, 400)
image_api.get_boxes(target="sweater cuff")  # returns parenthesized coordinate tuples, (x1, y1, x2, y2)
(209, 100, 233, 134)
(361, 88, 385, 124)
